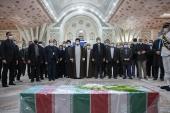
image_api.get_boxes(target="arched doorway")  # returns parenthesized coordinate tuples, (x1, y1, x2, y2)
(62, 14, 101, 44)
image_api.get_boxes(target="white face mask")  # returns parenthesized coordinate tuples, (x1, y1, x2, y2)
(76, 41, 80, 45)
(49, 43, 53, 46)
(124, 45, 128, 48)
(8, 36, 13, 40)
(97, 40, 101, 44)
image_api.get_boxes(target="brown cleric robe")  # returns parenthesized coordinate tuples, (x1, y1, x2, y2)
(84, 48, 95, 78)
(65, 46, 74, 78)
(72, 45, 86, 78)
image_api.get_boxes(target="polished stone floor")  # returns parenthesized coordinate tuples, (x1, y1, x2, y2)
(0, 76, 170, 113)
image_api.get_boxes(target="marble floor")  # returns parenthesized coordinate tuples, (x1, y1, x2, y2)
(0, 76, 170, 113)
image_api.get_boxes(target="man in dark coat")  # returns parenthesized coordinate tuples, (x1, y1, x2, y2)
(92, 37, 106, 79)
(28, 40, 42, 82)
(45, 39, 59, 81)
(130, 38, 139, 78)
(1, 32, 18, 87)
(38, 42, 45, 80)
(105, 43, 120, 79)
(65, 40, 74, 78)
(120, 42, 133, 79)
(136, 39, 148, 79)
(58, 45, 66, 78)
(146, 40, 154, 78)
(152, 34, 165, 81)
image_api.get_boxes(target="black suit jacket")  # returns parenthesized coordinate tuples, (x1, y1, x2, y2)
(92, 43, 105, 62)
(1, 39, 16, 63)
(153, 39, 163, 52)
(120, 47, 132, 63)
(45, 45, 59, 63)
(105, 47, 119, 62)
(136, 43, 148, 61)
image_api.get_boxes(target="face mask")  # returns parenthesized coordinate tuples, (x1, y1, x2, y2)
(67, 43, 71, 47)
(76, 41, 80, 45)
(97, 40, 101, 44)
(49, 43, 53, 46)
(124, 45, 128, 48)
(8, 36, 13, 40)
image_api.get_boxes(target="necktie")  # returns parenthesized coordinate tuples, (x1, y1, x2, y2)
(158, 40, 162, 49)
(98, 44, 100, 53)
(35, 45, 39, 57)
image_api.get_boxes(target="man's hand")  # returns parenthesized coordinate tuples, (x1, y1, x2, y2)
(28, 60, 31, 64)
(82, 58, 85, 61)
(142, 51, 146, 54)
(2, 59, 7, 64)
(137, 51, 141, 55)
(70, 58, 74, 62)
(45, 62, 48, 65)
(156, 51, 160, 55)
(92, 59, 95, 62)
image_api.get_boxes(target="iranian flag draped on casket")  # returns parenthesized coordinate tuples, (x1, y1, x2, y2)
(20, 84, 159, 113)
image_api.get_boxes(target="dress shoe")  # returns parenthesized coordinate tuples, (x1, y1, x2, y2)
(2, 85, 9, 87)
(9, 83, 16, 85)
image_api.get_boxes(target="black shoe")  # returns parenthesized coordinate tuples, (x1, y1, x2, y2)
(114, 77, 118, 79)
(9, 83, 16, 85)
(2, 85, 9, 87)
(160, 78, 164, 81)
(129, 77, 133, 79)
(153, 78, 157, 80)
(123, 76, 126, 79)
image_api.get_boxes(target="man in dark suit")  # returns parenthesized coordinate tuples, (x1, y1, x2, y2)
(38, 42, 45, 80)
(45, 39, 59, 81)
(146, 40, 154, 78)
(16, 47, 26, 82)
(130, 38, 139, 78)
(136, 39, 148, 79)
(153, 34, 165, 81)
(58, 45, 65, 78)
(0, 41, 3, 80)
(28, 40, 42, 82)
(92, 37, 106, 79)
(65, 40, 74, 78)
(105, 43, 119, 79)
(1, 32, 18, 87)
(120, 42, 132, 79)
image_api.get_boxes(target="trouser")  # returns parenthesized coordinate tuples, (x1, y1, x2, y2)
(48, 61, 56, 81)
(123, 63, 131, 78)
(95, 62, 103, 78)
(39, 62, 45, 79)
(17, 62, 23, 81)
(137, 60, 147, 78)
(153, 55, 164, 79)
(0, 60, 2, 80)
(58, 61, 65, 78)
(107, 61, 118, 78)
(30, 61, 40, 82)
(27, 63, 31, 79)
(118, 61, 123, 76)
(1, 62, 15, 86)
(146, 59, 154, 78)
(131, 59, 139, 77)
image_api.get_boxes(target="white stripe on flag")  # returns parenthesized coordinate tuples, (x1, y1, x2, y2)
(110, 92, 128, 113)
(54, 94, 71, 113)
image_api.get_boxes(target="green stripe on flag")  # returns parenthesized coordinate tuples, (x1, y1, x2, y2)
(20, 86, 44, 113)
(73, 94, 90, 113)
(129, 92, 147, 113)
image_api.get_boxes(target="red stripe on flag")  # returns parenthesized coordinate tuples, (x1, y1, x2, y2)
(147, 92, 159, 113)
(91, 92, 109, 113)
(36, 86, 55, 113)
